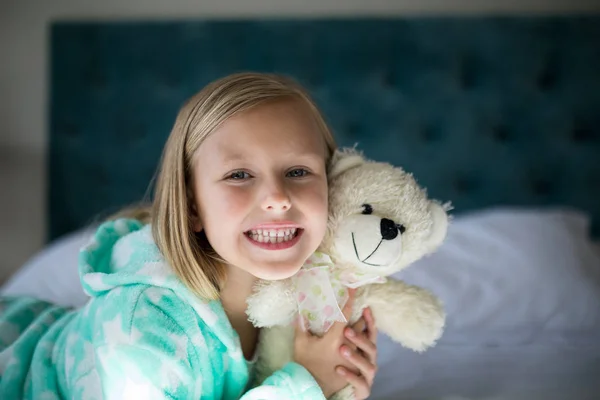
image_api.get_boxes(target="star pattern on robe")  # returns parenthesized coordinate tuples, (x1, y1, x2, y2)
(188, 297, 218, 327)
(83, 274, 113, 291)
(76, 339, 98, 377)
(144, 286, 169, 305)
(120, 375, 165, 400)
(0, 321, 20, 344)
(38, 390, 61, 400)
(75, 369, 102, 400)
(112, 239, 136, 270)
(102, 313, 142, 344)
(167, 331, 189, 361)
(0, 346, 18, 374)
(64, 342, 77, 382)
(135, 262, 173, 287)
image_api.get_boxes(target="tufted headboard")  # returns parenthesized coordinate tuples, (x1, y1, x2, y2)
(49, 16, 600, 241)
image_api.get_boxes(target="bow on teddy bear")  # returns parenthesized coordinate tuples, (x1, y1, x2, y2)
(246, 148, 450, 399)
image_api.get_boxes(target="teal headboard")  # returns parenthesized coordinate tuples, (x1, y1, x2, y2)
(49, 17, 600, 241)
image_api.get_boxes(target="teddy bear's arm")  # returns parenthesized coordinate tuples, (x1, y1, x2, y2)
(361, 279, 445, 352)
(246, 279, 298, 327)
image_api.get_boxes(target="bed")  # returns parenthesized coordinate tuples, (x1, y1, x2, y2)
(2, 16, 600, 399)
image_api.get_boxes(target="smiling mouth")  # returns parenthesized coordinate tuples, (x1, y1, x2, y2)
(245, 228, 303, 250)
(246, 228, 300, 244)
(351, 232, 384, 267)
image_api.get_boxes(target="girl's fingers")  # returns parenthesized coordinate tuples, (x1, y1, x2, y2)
(344, 328, 377, 362)
(342, 288, 356, 319)
(364, 307, 378, 344)
(336, 366, 370, 400)
(351, 317, 367, 334)
(340, 345, 377, 384)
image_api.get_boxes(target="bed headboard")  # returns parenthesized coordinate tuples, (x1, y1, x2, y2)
(48, 16, 600, 241)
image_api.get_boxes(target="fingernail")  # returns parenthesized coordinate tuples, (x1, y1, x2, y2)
(337, 367, 346, 376)
(346, 328, 355, 337)
(342, 347, 351, 358)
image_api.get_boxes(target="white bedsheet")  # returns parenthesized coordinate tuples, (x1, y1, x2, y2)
(2, 208, 600, 398)
(369, 208, 600, 399)
(371, 335, 599, 399)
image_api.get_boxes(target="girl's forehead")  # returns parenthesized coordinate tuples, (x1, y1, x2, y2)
(196, 100, 327, 163)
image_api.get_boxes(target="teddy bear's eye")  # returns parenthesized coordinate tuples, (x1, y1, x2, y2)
(361, 204, 373, 215)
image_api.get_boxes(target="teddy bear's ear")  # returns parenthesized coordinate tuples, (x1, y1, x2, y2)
(425, 201, 450, 252)
(328, 147, 366, 179)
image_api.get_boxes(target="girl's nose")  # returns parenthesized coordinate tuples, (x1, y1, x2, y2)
(261, 182, 292, 212)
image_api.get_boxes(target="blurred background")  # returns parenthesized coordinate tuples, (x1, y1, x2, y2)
(1, 2, 600, 398)
(1, 0, 599, 286)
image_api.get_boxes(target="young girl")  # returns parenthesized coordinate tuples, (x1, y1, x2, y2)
(0, 72, 378, 399)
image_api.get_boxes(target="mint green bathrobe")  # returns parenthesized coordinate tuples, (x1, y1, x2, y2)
(0, 219, 325, 399)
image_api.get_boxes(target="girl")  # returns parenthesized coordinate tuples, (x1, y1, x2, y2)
(0, 72, 378, 399)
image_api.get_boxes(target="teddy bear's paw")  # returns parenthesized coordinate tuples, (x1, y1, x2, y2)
(254, 326, 296, 385)
(246, 279, 297, 327)
(328, 385, 355, 400)
(370, 284, 446, 352)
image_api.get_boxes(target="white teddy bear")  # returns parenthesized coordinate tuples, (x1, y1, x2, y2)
(246, 148, 450, 399)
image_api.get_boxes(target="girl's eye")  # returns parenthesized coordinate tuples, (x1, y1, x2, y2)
(287, 168, 309, 178)
(228, 171, 250, 180)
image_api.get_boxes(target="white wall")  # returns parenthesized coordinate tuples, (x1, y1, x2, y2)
(1, 0, 599, 284)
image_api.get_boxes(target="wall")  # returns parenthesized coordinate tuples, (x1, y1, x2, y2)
(1, 0, 599, 284)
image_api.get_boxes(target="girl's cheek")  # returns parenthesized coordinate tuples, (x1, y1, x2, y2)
(224, 191, 251, 211)
(315, 182, 329, 207)
(296, 184, 326, 205)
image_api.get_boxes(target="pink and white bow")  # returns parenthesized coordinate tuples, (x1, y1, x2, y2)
(291, 251, 386, 335)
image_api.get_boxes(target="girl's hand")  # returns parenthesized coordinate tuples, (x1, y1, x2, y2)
(293, 289, 360, 398)
(336, 307, 378, 400)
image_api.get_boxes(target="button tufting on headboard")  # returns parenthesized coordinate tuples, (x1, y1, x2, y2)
(381, 70, 395, 88)
(159, 74, 181, 91)
(531, 179, 553, 197)
(492, 125, 510, 143)
(345, 121, 363, 140)
(48, 17, 600, 240)
(114, 118, 146, 145)
(571, 126, 595, 143)
(537, 65, 558, 92)
(420, 124, 442, 142)
(307, 71, 321, 87)
(56, 120, 79, 139)
(86, 68, 107, 90)
(458, 57, 478, 90)
(453, 175, 480, 195)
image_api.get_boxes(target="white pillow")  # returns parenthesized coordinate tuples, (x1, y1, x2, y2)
(0, 227, 94, 307)
(2, 207, 600, 343)
(396, 207, 600, 346)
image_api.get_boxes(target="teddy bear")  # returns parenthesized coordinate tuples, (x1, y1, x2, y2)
(246, 147, 450, 399)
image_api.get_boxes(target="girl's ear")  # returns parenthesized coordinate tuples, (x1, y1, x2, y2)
(190, 203, 203, 232)
(188, 187, 203, 232)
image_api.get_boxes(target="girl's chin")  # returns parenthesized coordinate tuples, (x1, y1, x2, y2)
(251, 262, 303, 281)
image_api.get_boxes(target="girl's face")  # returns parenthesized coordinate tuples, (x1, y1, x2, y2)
(191, 99, 329, 281)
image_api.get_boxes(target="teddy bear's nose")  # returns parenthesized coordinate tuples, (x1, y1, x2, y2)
(380, 218, 399, 240)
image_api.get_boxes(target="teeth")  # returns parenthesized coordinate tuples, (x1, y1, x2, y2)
(248, 228, 298, 243)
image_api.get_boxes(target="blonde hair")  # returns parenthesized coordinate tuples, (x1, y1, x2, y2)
(116, 72, 337, 300)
